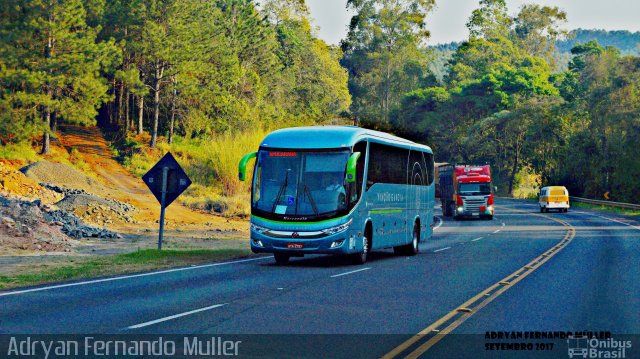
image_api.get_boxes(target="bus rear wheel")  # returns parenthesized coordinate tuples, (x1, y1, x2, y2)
(274, 253, 290, 265)
(394, 224, 419, 256)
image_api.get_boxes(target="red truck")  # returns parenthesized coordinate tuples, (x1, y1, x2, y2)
(438, 164, 494, 220)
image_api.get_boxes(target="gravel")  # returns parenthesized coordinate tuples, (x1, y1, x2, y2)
(53, 192, 137, 226)
(44, 208, 120, 239)
(20, 160, 98, 192)
(39, 182, 138, 226)
(0, 196, 120, 240)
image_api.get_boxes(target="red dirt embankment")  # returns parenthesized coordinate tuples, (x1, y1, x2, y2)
(55, 125, 245, 232)
(0, 125, 248, 263)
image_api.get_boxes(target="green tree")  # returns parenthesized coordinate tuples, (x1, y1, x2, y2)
(513, 4, 567, 69)
(467, 0, 511, 40)
(0, 0, 119, 153)
(263, 0, 351, 124)
(569, 48, 640, 200)
(342, 0, 435, 128)
(99, 0, 147, 133)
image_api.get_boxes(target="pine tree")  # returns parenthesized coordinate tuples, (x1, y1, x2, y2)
(0, 0, 119, 153)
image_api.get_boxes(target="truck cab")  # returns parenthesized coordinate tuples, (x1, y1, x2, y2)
(439, 164, 494, 220)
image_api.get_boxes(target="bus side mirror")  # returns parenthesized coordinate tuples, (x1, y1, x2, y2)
(346, 152, 361, 183)
(238, 152, 257, 181)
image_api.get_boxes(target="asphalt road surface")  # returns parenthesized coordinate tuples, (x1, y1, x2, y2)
(1, 198, 639, 358)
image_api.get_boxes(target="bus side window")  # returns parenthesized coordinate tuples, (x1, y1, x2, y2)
(368, 143, 409, 187)
(366, 143, 381, 190)
(352, 141, 367, 201)
(423, 152, 434, 186)
(409, 150, 425, 185)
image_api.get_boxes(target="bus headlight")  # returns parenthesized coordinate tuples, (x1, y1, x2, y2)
(252, 239, 264, 247)
(250, 223, 269, 234)
(321, 219, 353, 235)
(330, 239, 345, 248)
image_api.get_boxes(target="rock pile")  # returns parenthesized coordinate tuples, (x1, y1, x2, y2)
(44, 208, 121, 239)
(0, 197, 71, 252)
(53, 191, 137, 226)
(0, 196, 121, 247)
(40, 183, 89, 196)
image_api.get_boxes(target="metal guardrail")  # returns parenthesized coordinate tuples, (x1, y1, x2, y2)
(569, 196, 640, 210)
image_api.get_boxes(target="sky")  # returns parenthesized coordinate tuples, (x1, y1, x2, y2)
(305, 0, 640, 45)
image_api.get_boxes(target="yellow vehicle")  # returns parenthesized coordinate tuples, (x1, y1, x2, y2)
(539, 186, 570, 213)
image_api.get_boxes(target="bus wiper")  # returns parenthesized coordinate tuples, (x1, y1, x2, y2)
(271, 169, 290, 213)
(303, 183, 319, 216)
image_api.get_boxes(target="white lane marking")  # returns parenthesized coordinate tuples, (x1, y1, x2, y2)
(0, 256, 272, 298)
(569, 211, 640, 231)
(433, 216, 443, 231)
(433, 247, 451, 253)
(593, 215, 640, 231)
(492, 230, 501, 234)
(471, 237, 483, 242)
(330, 267, 371, 278)
(127, 303, 227, 329)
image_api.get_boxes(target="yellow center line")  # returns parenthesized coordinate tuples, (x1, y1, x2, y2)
(382, 208, 576, 359)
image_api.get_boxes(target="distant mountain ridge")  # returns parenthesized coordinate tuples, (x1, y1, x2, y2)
(429, 29, 640, 55)
(557, 29, 640, 55)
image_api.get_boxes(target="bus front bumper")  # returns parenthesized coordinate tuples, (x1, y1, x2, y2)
(250, 230, 356, 255)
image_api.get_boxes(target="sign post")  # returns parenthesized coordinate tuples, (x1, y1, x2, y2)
(143, 153, 192, 250)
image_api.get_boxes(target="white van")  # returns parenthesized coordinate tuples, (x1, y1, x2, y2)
(539, 186, 570, 213)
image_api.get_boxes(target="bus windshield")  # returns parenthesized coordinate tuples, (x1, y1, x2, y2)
(458, 182, 492, 195)
(252, 150, 350, 219)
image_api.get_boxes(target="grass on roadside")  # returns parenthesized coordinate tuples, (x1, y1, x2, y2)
(571, 201, 640, 217)
(0, 139, 100, 181)
(0, 142, 39, 163)
(0, 248, 254, 290)
(115, 129, 266, 217)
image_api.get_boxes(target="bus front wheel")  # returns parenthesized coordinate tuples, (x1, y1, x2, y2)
(352, 236, 369, 265)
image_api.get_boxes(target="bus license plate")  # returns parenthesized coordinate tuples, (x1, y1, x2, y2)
(287, 243, 303, 249)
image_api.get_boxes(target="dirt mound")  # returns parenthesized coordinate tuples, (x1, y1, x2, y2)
(0, 162, 63, 204)
(0, 195, 121, 254)
(0, 197, 73, 253)
(55, 193, 137, 226)
(20, 160, 99, 193)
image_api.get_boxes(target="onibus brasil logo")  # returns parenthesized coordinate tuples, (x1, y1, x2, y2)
(567, 335, 632, 358)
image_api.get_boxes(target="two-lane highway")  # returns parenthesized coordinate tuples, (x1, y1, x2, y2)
(1, 198, 638, 358)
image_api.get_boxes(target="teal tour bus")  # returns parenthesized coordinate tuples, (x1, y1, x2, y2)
(238, 126, 435, 265)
